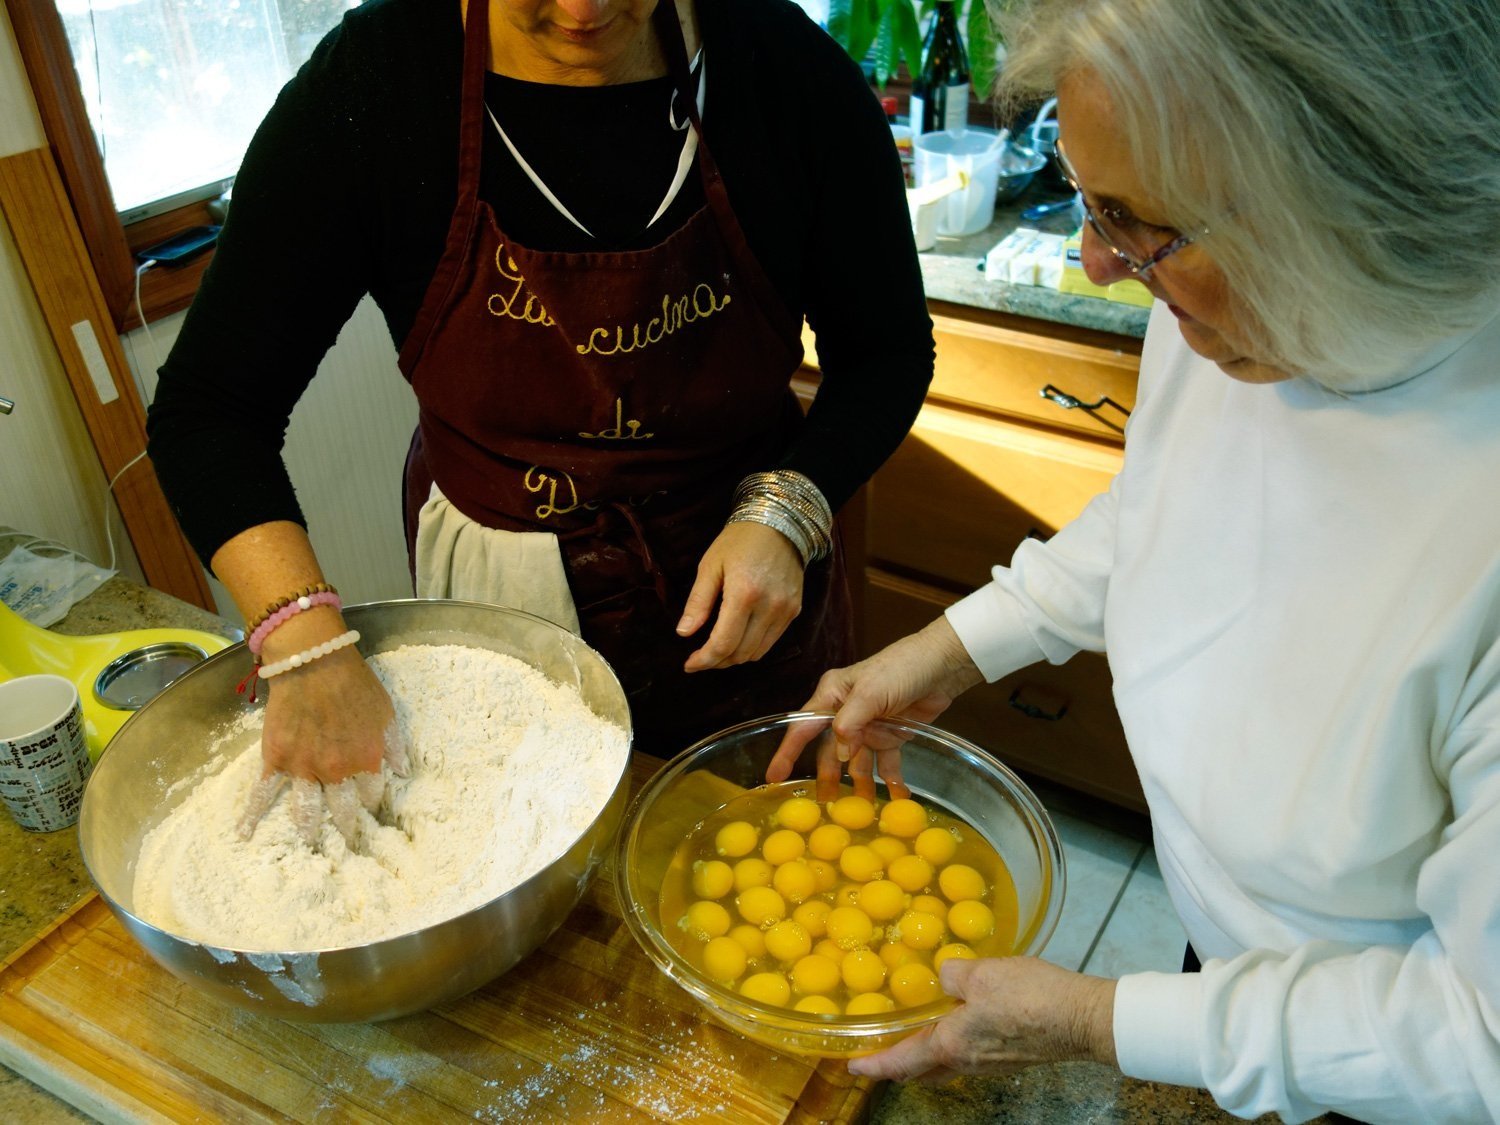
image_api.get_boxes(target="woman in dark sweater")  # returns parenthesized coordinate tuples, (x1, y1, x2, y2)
(147, 0, 934, 843)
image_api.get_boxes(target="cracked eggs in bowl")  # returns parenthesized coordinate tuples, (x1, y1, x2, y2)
(614, 712, 1065, 1057)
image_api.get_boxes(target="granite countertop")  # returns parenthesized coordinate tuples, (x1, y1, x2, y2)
(919, 181, 1152, 340)
(0, 577, 1292, 1124)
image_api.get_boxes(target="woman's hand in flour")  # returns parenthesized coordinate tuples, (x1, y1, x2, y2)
(236, 644, 409, 848)
(678, 522, 805, 672)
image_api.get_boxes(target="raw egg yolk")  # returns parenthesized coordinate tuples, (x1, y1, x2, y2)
(776, 796, 822, 833)
(879, 798, 928, 838)
(701, 935, 748, 982)
(878, 941, 924, 971)
(948, 900, 997, 942)
(825, 906, 875, 951)
(715, 821, 758, 858)
(886, 855, 935, 894)
(827, 795, 876, 831)
(682, 900, 732, 941)
(773, 860, 817, 904)
(838, 845, 883, 883)
(740, 972, 791, 1006)
(791, 953, 842, 996)
(938, 864, 987, 903)
(888, 963, 942, 1006)
(792, 899, 832, 938)
(868, 835, 909, 865)
(840, 949, 887, 994)
(691, 859, 734, 899)
(729, 924, 767, 959)
(808, 824, 851, 861)
(764, 920, 812, 963)
(896, 909, 945, 951)
(813, 938, 847, 964)
(806, 858, 839, 891)
(736, 886, 787, 926)
(911, 894, 949, 918)
(914, 826, 959, 866)
(733, 857, 773, 892)
(762, 828, 807, 866)
(856, 879, 907, 921)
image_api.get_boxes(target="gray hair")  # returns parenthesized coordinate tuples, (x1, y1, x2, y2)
(996, 0, 1500, 389)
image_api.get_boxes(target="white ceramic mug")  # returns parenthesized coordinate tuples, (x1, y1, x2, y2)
(0, 674, 93, 832)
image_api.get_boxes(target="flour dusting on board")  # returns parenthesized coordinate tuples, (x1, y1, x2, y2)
(467, 996, 739, 1121)
(132, 644, 627, 951)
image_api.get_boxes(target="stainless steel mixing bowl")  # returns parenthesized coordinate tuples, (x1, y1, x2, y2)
(78, 599, 632, 1023)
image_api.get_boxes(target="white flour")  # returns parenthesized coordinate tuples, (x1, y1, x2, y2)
(132, 643, 628, 951)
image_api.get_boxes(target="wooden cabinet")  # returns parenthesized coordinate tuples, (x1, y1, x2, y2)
(798, 300, 1147, 812)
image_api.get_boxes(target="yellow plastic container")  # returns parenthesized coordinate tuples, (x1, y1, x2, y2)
(0, 600, 233, 760)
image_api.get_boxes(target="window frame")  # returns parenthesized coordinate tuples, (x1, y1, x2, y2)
(8, 0, 223, 332)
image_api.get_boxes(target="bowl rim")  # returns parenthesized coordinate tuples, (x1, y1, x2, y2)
(614, 709, 1067, 1038)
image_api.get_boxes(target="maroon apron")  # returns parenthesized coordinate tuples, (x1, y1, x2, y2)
(396, 0, 854, 756)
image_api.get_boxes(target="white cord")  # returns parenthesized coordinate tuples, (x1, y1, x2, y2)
(99, 259, 161, 574)
(104, 450, 148, 573)
(133, 259, 160, 369)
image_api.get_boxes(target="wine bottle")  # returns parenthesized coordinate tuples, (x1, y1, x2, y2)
(909, 0, 971, 136)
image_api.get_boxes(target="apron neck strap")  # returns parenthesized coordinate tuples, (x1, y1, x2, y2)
(457, 0, 492, 210)
(653, 1, 701, 133)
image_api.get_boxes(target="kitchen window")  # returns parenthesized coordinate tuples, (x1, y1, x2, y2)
(57, 0, 360, 222)
(6, 0, 361, 331)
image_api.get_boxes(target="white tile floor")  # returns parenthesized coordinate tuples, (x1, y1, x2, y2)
(1032, 796, 1188, 977)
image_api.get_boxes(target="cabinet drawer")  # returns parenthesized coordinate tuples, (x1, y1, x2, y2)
(865, 570, 1144, 812)
(868, 401, 1122, 592)
(798, 313, 1141, 443)
(929, 311, 1139, 441)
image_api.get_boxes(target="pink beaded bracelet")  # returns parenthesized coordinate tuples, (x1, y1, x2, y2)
(258, 629, 361, 681)
(248, 590, 343, 656)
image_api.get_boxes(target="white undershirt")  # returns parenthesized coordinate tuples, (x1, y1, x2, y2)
(947, 301, 1500, 1124)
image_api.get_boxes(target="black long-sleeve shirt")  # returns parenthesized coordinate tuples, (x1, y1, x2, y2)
(147, 0, 935, 568)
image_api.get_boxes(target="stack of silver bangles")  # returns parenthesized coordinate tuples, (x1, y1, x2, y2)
(728, 470, 834, 565)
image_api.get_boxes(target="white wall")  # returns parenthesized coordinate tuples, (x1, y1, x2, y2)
(0, 7, 146, 587)
(125, 299, 419, 624)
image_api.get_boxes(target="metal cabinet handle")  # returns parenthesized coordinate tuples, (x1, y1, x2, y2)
(1039, 384, 1130, 433)
(1008, 684, 1069, 722)
(0, 395, 13, 415)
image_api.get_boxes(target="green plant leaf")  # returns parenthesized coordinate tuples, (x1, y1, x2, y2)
(967, 0, 999, 99)
(827, 0, 855, 53)
(846, 0, 882, 66)
(872, 5, 898, 88)
(894, 0, 923, 84)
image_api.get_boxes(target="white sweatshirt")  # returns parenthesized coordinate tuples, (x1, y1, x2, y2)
(946, 302, 1500, 1124)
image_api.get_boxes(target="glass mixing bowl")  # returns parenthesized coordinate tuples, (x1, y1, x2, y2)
(615, 711, 1065, 1057)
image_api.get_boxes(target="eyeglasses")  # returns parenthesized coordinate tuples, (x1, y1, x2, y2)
(1054, 139, 1198, 280)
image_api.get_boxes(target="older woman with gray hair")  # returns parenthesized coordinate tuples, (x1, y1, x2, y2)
(769, 1, 1500, 1120)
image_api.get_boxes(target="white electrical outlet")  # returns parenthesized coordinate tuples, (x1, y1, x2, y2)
(70, 320, 119, 406)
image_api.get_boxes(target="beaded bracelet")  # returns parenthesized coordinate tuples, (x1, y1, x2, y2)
(247, 591, 343, 656)
(246, 582, 338, 636)
(258, 630, 362, 681)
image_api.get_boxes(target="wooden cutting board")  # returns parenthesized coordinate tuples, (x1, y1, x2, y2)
(0, 757, 877, 1123)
